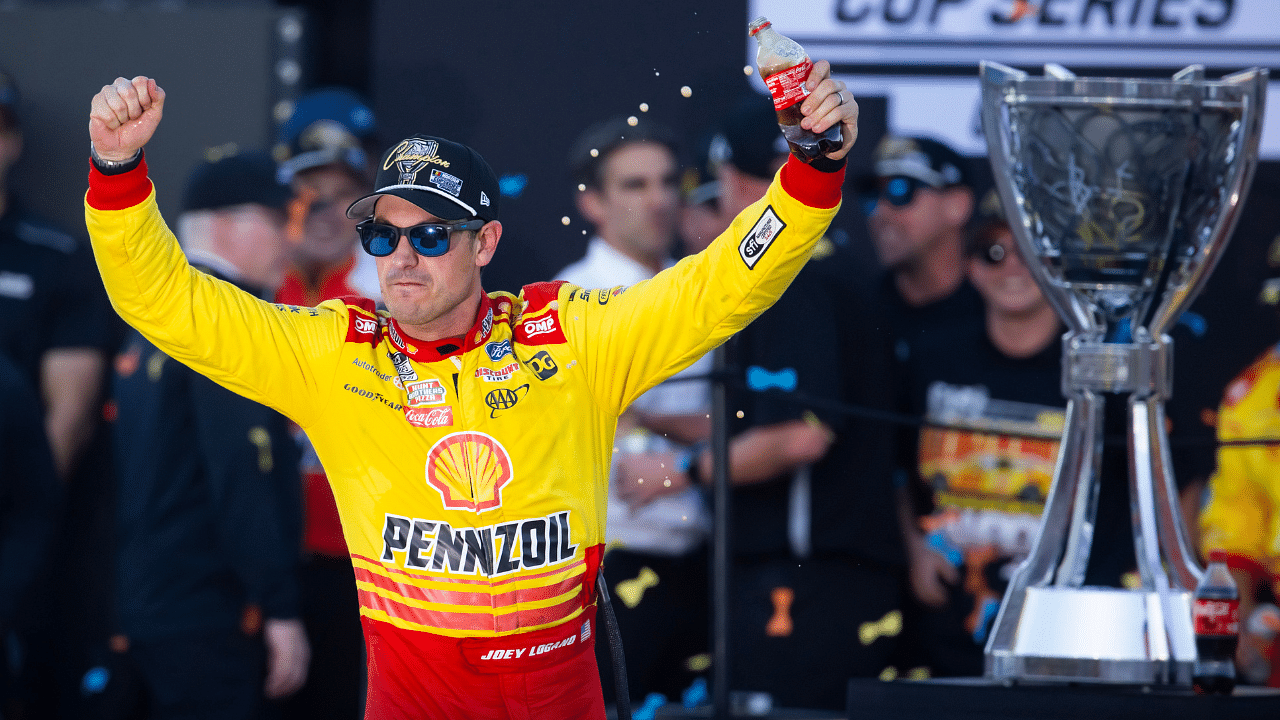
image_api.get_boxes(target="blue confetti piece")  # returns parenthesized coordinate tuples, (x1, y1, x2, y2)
(498, 174, 527, 198)
(926, 532, 963, 568)
(683, 677, 709, 708)
(746, 365, 797, 392)
(973, 597, 1001, 644)
(635, 692, 667, 720)
(1178, 311, 1207, 338)
(81, 666, 110, 695)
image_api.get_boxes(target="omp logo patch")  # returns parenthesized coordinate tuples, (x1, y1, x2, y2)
(425, 432, 514, 512)
(353, 316, 377, 335)
(523, 316, 556, 337)
(738, 206, 785, 269)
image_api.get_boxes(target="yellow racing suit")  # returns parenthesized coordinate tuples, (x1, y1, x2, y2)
(85, 153, 843, 717)
(1201, 342, 1280, 592)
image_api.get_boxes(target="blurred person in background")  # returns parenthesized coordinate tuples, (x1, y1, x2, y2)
(0, 68, 111, 480)
(555, 116, 712, 708)
(0, 66, 117, 717)
(274, 87, 380, 720)
(110, 152, 309, 718)
(624, 94, 901, 711)
(894, 190, 1065, 677)
(0, 352, 60, 716)
(1198, 254, 1280, 688)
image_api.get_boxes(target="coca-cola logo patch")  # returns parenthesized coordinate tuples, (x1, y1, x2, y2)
(405, 406, 454, 429)
(739, 206, 785, 270)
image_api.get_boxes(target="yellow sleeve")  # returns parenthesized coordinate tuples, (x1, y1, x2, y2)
(559, 156, 842, 415)
(85, 180, 346, 428)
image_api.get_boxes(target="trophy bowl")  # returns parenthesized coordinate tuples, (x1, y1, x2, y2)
(979, 62, 1267, 684)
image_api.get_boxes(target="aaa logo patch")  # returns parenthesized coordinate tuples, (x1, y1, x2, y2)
(425, 432, 514, 512)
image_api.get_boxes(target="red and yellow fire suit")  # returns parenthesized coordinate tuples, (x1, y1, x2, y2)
(85, 154, 843, 718)
(1201, 342, 1280, 687)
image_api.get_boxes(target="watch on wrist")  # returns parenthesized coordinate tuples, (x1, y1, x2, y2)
(90, 143, 142, 175)
(678, 442, 708, 486)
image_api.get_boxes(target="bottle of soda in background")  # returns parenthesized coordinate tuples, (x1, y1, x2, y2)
(748, 17, 842, 163)
(1192, 561, 1240, 695)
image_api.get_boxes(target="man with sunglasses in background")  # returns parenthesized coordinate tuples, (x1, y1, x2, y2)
(857, 135, 985, 677)
(84, 67, 858, 719)
(892, 190, 1064, 678)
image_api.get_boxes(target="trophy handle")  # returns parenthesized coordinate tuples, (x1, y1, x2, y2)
(1146, 68, 1269, 337)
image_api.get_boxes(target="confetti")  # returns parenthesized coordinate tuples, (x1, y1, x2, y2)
(627, 116, 638, 126)
(736, 410, 745, 418)
(744, 66, 754, 76)
(561, 216, 571, 225)
(639, 103, 649, 112)
(590, 148, 599, 157)
(578, 183, 586, 191)
(680, 86, 692, 97)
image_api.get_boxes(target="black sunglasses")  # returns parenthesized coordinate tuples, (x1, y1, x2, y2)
(860, 176, 927, 217)
(356, 218, 485, 258)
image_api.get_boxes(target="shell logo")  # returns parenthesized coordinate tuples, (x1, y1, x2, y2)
(424, 432, 514, 512)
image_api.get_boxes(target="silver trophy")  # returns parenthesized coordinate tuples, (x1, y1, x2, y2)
(979, 61, 1267, 684)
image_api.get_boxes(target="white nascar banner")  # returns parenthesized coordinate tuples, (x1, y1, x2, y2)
(748, 0, 1280, 157)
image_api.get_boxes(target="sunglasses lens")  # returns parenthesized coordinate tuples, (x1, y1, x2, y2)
(359, 223, 400, 257)
(407, 225, 451, 257)
(884, 177, 916, 206)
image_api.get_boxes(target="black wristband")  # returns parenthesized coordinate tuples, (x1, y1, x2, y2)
(808, 155, 847, 173)
(90, 144, 143, 176)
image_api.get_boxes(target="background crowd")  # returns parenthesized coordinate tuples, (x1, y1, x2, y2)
(2, 8, 1280, 720)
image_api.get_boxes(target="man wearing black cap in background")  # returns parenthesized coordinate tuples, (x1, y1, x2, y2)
(630, 93, 902, 710)
(274, 88, 380, 720)
(110, 151, 309, 716)
(858, 136, 986, 673)
(85, 67, 857, 719)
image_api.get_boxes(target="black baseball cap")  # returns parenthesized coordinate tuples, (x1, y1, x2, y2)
(276, 87, 376, 182)
(346, 135, 500, 223)
(872, 135, 972, 188)
(183, 151, 292, 213)
(719, 93, 789, 180)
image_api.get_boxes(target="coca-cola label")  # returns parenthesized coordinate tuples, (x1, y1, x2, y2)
(404, 406, 454, 429)
(1193, 597, 1240, 636)
(764, 59, 812, 111)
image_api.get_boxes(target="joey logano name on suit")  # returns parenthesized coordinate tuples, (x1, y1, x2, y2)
(380, 511, 578, 577)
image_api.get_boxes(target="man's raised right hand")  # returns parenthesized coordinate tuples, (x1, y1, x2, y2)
(89, 76, 165, 162)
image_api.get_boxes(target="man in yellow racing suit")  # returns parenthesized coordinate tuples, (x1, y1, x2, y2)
(1200, 342, 1280, 687)
(84, 68, 858, 719)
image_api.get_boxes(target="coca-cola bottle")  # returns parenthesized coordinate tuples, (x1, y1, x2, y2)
(1192, 561, 1240, 694)
(748, 17, 842, 163)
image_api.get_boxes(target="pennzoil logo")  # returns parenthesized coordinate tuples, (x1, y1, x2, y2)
(384, 138, 451, 184)
(425, 432, 514, 512)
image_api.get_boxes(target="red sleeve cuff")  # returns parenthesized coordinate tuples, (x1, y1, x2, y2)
(87, 153, 153, 211)
(1207, 550, 1271, 580)
(779, 154, 844, 210)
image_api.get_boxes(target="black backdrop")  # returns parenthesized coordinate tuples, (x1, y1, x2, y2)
(369, 0, 887, 294)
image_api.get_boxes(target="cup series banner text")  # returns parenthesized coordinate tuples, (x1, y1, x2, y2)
(747, 0, 1280, 156)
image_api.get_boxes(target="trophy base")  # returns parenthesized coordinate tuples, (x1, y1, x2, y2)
(986, 586, 1196, 685)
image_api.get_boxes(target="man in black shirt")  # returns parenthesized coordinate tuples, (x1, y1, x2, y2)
(112, 152, 309, 716)
(896, 191, 1065, 676)
(0, 68, 111, 478)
